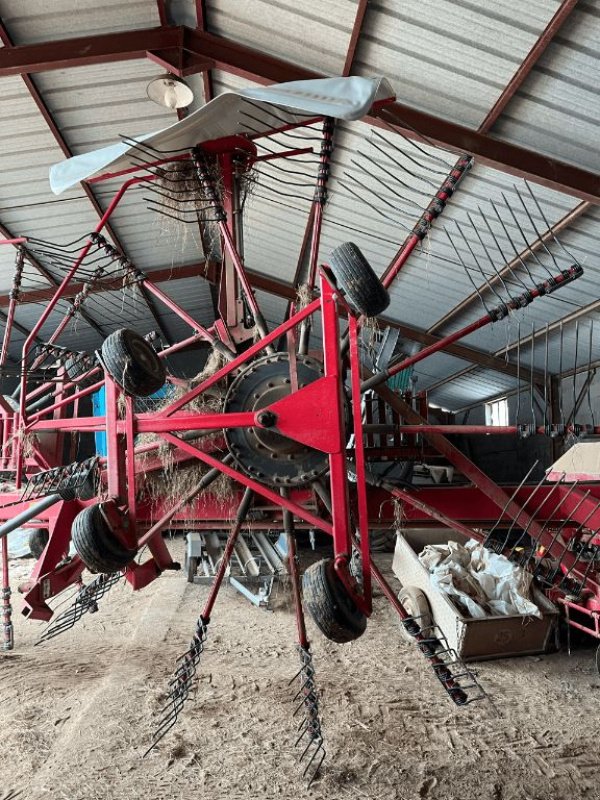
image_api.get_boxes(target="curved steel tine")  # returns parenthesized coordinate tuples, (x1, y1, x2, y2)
(530, 323, 536, 429)
(573, 320, 579, 427)
(369, 131, 442, 190)
(543, 323, 549, 431)
(483, 459, 539, 545)
(587, 321, 595, 427)
(516, 321, 521, 426)
(506, 475, 566, 560)
(146, 489, 253, 754)
(478, 205, 528, 290)
(501, 191, 554, 280)
(523, 179, 580, 264)
(513, 184, 561, 272)
(444, 227, 490, 314)
(488, 198, 536, 284)
(559, 322, 565, 426)
(454, 220, 504, 304)
(497, 465, 547, 553)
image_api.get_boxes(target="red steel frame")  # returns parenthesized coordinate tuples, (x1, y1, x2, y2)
(0, 108, 599, 650)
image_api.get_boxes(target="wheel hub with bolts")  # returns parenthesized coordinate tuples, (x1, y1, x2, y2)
(224, 351, 329, 488)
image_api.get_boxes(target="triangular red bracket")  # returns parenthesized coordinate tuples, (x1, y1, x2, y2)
(259, 376, 345, 454)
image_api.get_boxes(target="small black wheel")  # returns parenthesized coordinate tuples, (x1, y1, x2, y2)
(29, 528, 49, 559)
(65, 353, 92, 383)
(302, 558, 367, 643)
(328, 242, 390, 317)
(398, 586, 433, 642)
(72, 502, 137, 574)
(101, 328, 165, 398)
(595, 643, 600, 676)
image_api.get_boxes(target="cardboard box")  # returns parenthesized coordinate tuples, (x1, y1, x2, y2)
(392, 529, 559, 661)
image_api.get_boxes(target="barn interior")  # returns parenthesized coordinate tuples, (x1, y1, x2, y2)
(0, 2, 600, 799)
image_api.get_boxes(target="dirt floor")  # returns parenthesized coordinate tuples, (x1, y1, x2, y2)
(2, 538, 600, 800)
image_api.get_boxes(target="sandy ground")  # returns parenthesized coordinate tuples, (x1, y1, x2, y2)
(2, 538, 600, 800)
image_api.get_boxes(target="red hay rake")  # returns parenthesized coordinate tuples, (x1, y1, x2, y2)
(0, 79, 596, 784)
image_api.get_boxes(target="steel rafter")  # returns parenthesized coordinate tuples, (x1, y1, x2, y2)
(0, 20, 174, 347)
(0, 21, 111, 343)
(240, 269, 544, 385)
(0, 26, 596, 201)
(478, 0, 581, 133)
(342, 0, 369, 77)
(0, 262, 213, 310)
(195, 0, 214, 101)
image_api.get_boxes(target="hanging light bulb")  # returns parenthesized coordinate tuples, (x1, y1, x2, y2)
(146, 74, 194, 110)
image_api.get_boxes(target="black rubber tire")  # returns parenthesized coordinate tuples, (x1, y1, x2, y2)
(101, 328, 165, 398)
(398, 586, 433, 642)
(72, 503, 137, 574)
(302, 558, 367, 643)
(328, 242, 390, 317)
(65, 353, 91, 383)
(29, 528, 49, 559)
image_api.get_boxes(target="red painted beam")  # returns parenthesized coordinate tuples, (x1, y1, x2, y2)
(0, 262, 211, 309)
(342, 0, 369, 77)
(0, 26, 181, 75)
(0, 26, 596, 200)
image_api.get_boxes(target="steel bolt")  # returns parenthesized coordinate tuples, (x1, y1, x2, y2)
(256, 410, 277, 428)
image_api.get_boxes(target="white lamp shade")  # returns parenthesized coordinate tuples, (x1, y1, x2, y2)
(146, 74, 194, 110)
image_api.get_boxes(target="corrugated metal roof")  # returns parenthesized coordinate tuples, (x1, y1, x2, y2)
(353, 0, 563, 128)
(0, 0, 159, 44)
(494, 1, 600, 172)
(206, 0, 356, 76)
(0, 8, 596, 412)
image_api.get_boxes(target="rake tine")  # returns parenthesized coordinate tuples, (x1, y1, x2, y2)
(516, 321, 522, 426)
(587, 321, 595, 427)
(543, 324, 549, 431)
(530, 324, 536, 429)
(36, 571, 122, 644)
(380, 117, 456, 170)
(454, 220, 504, 305)
(336, 179, 411, 229)
(444, 228, 491, 314)
(488, 198, 537, 285)
(513, 184, 561, 273)
(371, 128, 451, 178)
(119, 133, 192, 156)
(239, 96, 319, 122)
(523, 179, 580, 265)
(559, 322, 565, 426)
(497, 466, 548, 554)
(506, 475, 565, 561)
(571, 543, 600, 598)
(369, 132, 440, 190)
(478, 206, 529, 291)
(354, 146, 432, 199)
(256, 157, 319, 179)
(468, 210, 516, 301)
(483, 459, 539, 546)
(501, 191, 554, 280)
(349, 157, 424, 211)
(549, 497, 597, 584)
(573, 320, 579, 427)
(239, 110, 323, 143)
(147, 490, 253, 754)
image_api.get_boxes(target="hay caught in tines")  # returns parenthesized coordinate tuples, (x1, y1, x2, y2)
(135, 349, 234, 507)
